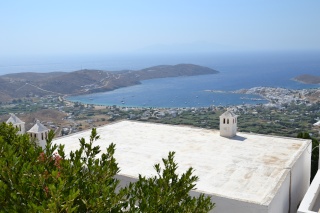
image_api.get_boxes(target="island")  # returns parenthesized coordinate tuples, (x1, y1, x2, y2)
(0, 64, 218, 102)
(293, 74, 320, 84)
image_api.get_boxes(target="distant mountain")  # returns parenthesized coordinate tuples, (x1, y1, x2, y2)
(2, 72, 67, 81)
(0, 64, 218, 102)
(293, 74, 320, 84)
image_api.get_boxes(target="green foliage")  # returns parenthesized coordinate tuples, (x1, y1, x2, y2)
(125, 152, 215, 213)
(0, 123, 125, 212)
(297, 132, 319, 182)
(0, 122, 215, 212)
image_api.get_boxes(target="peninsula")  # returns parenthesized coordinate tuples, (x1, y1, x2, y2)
(293, 74, 320, 84)
(0, 64, 218, 102)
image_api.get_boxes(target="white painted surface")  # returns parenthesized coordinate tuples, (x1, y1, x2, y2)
(14, 123, 25, 135)
(219, 111, 237, 138)
(6, 113, 25, 135)
(53, 120, 311, 212)
(298, 170, 320, 213)
(291, 144, 311, 212)
(268, 169, 290, 213)
(313, 121, 320, 126)
(27, 120, 49, 149)
(193, 190, 269, 213)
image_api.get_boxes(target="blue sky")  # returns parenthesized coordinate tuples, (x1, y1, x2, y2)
(1, 0, 319, 57)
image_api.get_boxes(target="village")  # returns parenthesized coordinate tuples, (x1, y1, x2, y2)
(0, 86, 319, 141)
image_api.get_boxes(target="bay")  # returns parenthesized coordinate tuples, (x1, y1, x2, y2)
(67, 75, 268, 107)
(67, 52, 320, 108)
(1, 52, 319, 107)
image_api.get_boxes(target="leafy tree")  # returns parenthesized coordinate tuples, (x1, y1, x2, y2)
(297, 132, 319, 181)
(0, 122, 125, 212)
(125, 152, 215, 213)
(0, 122, 215, 212)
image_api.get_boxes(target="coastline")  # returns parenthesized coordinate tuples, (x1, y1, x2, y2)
(291, 74, 320, 85)
(291, 78, 311, 85)
(65, 86, 320, 109)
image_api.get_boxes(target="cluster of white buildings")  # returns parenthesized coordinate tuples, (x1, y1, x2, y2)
(5, 111, 320, 212)
(6, 113, 49, 148)
(236, 87, 313, 106)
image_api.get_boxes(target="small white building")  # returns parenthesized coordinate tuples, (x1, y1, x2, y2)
(53, 112, 312, 213)
(27, 120, 49, 149)
(313, 121, 320, 127)
(220, 110, 237, 138)
(6, 113, 25, 135)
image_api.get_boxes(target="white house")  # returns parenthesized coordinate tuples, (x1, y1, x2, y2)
(6, 114, 49, 148)
(53, 111, 312, 213)
(6, 113, 25, 135)
(6, 113, 49, 148)
(27, 120, 49, 149)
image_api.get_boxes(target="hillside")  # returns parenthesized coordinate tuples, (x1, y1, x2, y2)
(0, 64, 218, 102)
(294, 74, 320, 84)
(2, 72, 67, 81)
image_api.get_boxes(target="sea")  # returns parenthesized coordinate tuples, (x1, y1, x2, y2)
(1, 52, 319, 108)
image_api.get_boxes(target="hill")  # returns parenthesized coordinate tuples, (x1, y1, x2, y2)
(2, 72, 67, 81)
(0, 64, 218, 102)
(293, 74, 320, 84)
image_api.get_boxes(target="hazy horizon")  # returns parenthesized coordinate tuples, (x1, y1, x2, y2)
(1, 51, 320, 76)
(1, 0, 320, 58)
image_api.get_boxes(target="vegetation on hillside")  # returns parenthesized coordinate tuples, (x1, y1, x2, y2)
(1, 98, 319, 141)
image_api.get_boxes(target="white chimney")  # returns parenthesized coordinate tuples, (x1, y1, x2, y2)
(219, 110, 238, 138)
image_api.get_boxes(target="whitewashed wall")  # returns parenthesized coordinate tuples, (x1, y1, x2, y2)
(268, 170, 290, 213)
(298, 170, 320, 213)
(290, 144, 311, 212)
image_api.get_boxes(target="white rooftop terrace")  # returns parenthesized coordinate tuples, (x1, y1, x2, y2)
(53, 120, 310, 206)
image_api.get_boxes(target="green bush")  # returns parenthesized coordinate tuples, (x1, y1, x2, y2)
(125, 152, 214, 212)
